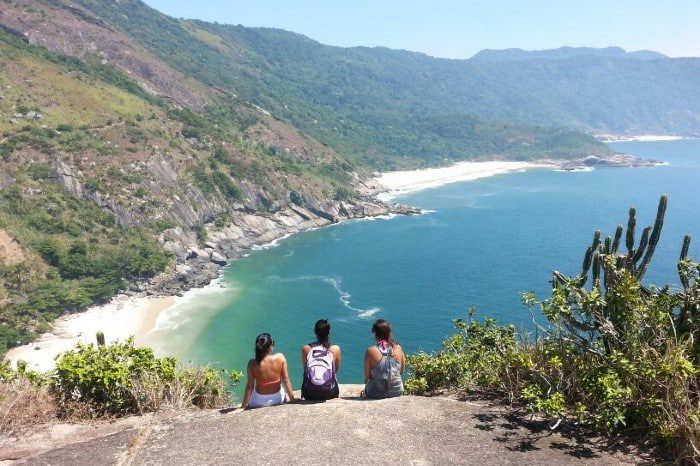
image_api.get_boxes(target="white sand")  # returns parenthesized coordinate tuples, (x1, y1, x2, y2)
(622, 135, 685, 142)
(4, 295, 175, 372)
(611, 135, 685, 142)
(375, 160, 549, 201)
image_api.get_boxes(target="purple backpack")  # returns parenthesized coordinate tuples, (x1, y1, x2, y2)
(304, 346, 336, 394)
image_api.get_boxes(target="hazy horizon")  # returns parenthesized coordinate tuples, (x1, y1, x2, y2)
(143, 0, 700, 59)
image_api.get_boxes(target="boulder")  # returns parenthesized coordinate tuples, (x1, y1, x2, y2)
(210, 252, 227, 265)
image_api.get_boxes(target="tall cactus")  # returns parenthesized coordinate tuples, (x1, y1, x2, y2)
(552, 195, 698, 353)
(636, 195, 667, 280)
(96, 330, 105, 346)
(556, 195, 670, 289)
(679, 234, 693, 290)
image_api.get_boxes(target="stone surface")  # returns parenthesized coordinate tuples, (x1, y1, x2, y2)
(210, 251, 227, 266)
(5, 386, 651, 466)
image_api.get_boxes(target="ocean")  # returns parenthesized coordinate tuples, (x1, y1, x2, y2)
(146, 139, 700, 391)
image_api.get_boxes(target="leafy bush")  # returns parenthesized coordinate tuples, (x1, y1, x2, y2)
(51, 339, 234, 416)
(407, 311, 516, 396)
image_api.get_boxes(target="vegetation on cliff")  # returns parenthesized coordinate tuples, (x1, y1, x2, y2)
(406, 196, 700, 463)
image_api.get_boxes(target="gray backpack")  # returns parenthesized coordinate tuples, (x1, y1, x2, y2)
(370, 345, 403, 395)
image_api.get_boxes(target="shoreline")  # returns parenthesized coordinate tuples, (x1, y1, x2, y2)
(5, 296, 175, 372)
(375, 160, 549, 201)
(596, 134, 688, 143)
(3, 151, 661, 371)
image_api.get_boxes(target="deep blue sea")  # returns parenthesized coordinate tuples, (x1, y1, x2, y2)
(147, 140, 700, 390)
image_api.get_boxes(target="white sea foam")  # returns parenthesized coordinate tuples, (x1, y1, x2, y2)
(251, 232, 295, 250)
(272, 275, 381, 318)
(354, 213, 399, 222)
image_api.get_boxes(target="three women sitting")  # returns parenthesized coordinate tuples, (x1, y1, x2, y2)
(241, 318, 404, 409)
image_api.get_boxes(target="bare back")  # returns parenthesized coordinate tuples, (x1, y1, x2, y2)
(248, 353, 286, 395)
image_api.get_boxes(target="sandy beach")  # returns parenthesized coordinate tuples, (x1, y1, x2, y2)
(596, 134, 687, 143)
(5, 295, 175, 372)
(375, 160, 549, 201)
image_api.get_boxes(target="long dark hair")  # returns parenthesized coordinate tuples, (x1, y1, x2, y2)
(372, 319, 397, 347)
(314, 319, 331, 348)
(254, 333, 273, 364)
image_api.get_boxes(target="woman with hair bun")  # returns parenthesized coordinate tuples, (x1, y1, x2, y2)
(242, 333, 295, 409)
(301, 319, 341, 400)
(362, 319, 405, 399)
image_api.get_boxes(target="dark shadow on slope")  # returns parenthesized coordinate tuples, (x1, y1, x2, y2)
(455, 397, 664, 462)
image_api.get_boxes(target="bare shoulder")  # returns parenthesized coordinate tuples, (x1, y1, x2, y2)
(366, 346, 380, 356)
(330, 344, 341, 352)
(274, 352, 287, 362)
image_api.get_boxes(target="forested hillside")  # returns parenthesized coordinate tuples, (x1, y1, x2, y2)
(49, 0, 617, 168)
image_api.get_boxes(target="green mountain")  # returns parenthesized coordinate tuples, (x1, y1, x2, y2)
(49, 1, 698, 165)
(0, 0, 695, 353)
(41, 0, 615, 169)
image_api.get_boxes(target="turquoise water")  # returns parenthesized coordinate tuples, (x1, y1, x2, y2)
(153, 140, 700, 391)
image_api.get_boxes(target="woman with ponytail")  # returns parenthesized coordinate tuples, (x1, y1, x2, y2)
(242, 333, 295, 409)
(362, 319, 405, 399)
(301, 319, 341, 400)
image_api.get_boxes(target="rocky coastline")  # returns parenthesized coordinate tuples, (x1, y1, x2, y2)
(128, 196, 420, 299)
(544, 152, 662, 171)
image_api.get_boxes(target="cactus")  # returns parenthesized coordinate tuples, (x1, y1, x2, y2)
(633, 227, 651, 263)
(679, 235, 692, 290)
(636, 195, 667, 280)
(680, 234, 692, 261)
(96, 331, 105, 346)
(612, 225, 623, 255)
(556, 195, 671, 286)
(626, 207, 636, 255)
(552, 195, 698, 354)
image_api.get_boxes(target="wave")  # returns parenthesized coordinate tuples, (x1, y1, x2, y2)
(271, 275, 381, 319)
(353, 213, 399, 223)
(251, 232, 295, 250)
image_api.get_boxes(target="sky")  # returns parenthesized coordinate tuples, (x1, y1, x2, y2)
(142, 0, 700, 59)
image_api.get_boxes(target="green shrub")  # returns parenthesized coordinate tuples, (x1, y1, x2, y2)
(51, 339, 232, 416)
(406, 311, 516, 396)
